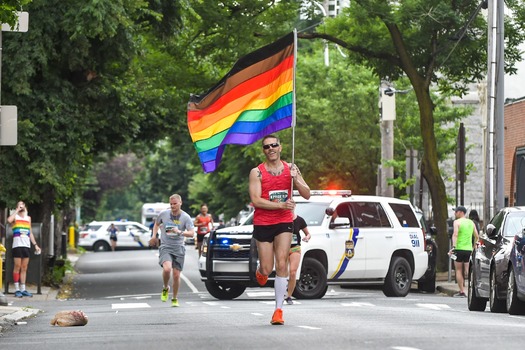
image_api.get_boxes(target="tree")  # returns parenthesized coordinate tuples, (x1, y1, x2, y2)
(299, 0, 525, 270)
(0, 0, 160, 257)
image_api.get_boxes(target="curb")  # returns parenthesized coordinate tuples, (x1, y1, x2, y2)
(0, 306, 41, 333)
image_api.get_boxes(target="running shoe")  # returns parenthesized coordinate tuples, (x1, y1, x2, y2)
(270, 308, 284, 325)
(21, 290, 33, 297)
(285, 296, 293, 305)
(255, 268, 268, 286)
(161, 287, 170, 302)
(14, 291, 23, 298)
(453, 292, 467, 298)
(171, 298, 179, 307)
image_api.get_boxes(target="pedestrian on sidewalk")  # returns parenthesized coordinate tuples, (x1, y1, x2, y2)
(450, 206, 479, 297)
(107, 223, 118, 251)
(7, 201, 41, 297)
(149, 194, 195, 307)
(249, 134, 310, 325)
(468, 209, 481, 234)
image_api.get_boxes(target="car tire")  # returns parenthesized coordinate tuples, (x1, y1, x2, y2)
(382, 256, 412, 297)
(293, 257, 328, 299)
(506, 267, 525, 315)
(204, 280, 246, 300)
(468, 265, 487, 311)
(93, 241, 110, 252)
(489, 267, 507, 313)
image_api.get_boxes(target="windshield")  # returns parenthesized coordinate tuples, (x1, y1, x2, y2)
(295, 202, 329, 226)
(504, 212, 525, 237)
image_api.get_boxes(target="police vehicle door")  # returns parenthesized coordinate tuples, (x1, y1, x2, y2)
(350, 202, 395, 279)
(328, 203, 365, 279)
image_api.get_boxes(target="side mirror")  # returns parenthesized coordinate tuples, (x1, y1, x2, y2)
(485, 224, 497, 238)
(325, 208, 335, 216)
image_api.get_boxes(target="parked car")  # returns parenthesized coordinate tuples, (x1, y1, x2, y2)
(506, 223, 525, 314)
(79, 221, 152, 252)
(199, 190, 429, 300)
(468, 206, 525, 313)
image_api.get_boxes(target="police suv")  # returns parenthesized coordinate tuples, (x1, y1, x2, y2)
(198, 190, 429, 299)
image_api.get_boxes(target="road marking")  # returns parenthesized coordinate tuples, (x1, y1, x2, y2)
(111, 303, 150, 309)
(251, 313, 264, 316)
(246, 291, 275, 297)
(340, 302, 375, 307)
(297, 325, 322, 330)
(391, 347, 422, 350)
(106, 294, 153, 299)
(416, 303, 451, 311)
(180, 273, 200, 293)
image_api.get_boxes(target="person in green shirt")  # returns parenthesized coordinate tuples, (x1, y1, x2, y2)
(450, 206, 479, 297)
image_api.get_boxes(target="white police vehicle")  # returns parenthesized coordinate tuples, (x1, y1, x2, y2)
(79, 221, 151, 251)
(198, 190, 429, 299)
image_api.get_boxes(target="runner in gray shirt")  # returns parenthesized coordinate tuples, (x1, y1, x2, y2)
(151, 194, 194, 307)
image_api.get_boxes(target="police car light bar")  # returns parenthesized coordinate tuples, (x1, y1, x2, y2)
(293, 190, 352, 197)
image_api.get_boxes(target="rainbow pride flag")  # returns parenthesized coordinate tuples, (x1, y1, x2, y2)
(187, 32, 296, 173)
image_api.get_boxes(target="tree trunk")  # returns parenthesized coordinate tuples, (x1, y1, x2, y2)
(412, 83, 451, 272)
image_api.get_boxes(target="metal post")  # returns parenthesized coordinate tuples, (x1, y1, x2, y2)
(495, 0, 505, 211)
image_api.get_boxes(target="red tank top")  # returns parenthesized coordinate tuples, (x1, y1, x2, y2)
(195, 214, 212, 235)
(253, 160, 293, 225)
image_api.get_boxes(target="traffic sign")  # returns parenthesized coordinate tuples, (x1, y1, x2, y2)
(0, 105, 18, 145)
(1, 11, 29, 32)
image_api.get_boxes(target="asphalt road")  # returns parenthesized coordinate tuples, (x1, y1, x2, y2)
(2, 247, 525, 350)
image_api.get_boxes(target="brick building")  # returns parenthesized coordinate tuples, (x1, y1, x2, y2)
(504, 98, 525, 206)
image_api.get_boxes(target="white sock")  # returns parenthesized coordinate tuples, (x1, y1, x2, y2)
(275, 276, 288, 309)
(20, 283, 26, 291)
(14, 282, 20, 291)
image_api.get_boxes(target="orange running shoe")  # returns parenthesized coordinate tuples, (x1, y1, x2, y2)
(255, 268, 268, 286)
(270, 308, 284, 325)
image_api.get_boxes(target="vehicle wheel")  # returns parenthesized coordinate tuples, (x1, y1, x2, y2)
(489, 267, 506, 313)
(468, 265, 487, 311)
(506, 267, 525, 315)
(382, 256, 412, 297)
(93, 241, 110, 252)
(293, 257, 328, 299)
(205, 280, 246, 300)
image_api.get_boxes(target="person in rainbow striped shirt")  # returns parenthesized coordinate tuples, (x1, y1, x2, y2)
(7, 201, 41, 297)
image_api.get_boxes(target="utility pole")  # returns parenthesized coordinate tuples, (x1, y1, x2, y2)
(379, 83, 395, 197)
(485, 0, 505, 222)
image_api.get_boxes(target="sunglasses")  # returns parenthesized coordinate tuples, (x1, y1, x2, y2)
(262, 143, 280, 150)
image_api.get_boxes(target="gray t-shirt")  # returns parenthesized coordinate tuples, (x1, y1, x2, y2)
(156, 209, 194, 248)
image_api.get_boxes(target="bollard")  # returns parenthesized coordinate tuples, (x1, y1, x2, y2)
(69, 225, 75, 249)
(0, 244, 7, 305)
(61, 231, 67, 258)
(0, 243, 5, 289)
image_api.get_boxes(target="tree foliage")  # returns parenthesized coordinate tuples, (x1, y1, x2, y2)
(299, 0, 525, 269)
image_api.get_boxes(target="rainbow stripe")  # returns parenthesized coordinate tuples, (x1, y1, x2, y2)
(187, 32, 295, 173)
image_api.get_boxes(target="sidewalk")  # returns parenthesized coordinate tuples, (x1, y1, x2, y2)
(0, 254, 78, 333)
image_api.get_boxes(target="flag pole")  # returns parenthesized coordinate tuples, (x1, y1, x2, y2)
(291, 29, 297, 193)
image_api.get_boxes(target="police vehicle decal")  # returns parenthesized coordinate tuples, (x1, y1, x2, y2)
(330, 227, 359, 279)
